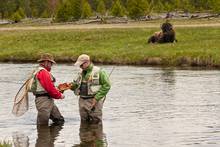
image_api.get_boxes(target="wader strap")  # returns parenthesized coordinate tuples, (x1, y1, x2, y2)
(80, 96, 94, 99)
(35, 93, 50, 98)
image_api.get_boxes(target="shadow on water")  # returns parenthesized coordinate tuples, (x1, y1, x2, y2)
(73, 122, 107, 147)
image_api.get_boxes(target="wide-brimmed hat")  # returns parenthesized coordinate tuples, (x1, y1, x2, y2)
(74, 54, 90, 66)
(37, 53, 56, 63)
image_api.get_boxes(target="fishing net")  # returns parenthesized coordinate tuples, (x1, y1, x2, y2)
(12, 77, 33, 117)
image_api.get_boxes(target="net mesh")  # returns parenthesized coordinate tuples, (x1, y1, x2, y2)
(12, 78, 32, 117)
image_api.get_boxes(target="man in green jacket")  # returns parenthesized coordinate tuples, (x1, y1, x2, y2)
(70, 54, 111, 124)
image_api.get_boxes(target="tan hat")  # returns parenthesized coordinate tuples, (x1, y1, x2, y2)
(37, 53, 56, 63)
(74, 54, 90, 66)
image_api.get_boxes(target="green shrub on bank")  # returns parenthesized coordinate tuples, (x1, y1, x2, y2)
(111, 0, 126, 17)
(97, 0, 106, 16)
(55, 1, 72, 22)
(69, 0, 82, 20)
(0, 141, 12, 147)
(81, 0, 93, 19)
(10, 11, 22, 23)
(10, 7, 26, 23)
(127, 0, 148, 19)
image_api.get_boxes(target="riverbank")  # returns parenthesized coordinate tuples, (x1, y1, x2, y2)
(0, 21, 220, 67)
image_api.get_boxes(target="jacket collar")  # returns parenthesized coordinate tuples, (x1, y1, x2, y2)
(83, 63, 93, 72)
(40, 64, 51, 72)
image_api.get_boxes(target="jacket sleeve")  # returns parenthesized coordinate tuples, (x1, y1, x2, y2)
(70, 81, 79, 91)
(95, 70, 111, 101)
(36, 70, 62, 99)
(70, 73, 80, 91)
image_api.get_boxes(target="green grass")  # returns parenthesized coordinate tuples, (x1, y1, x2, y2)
(0, 141, 12, 147)
(0, 26, 220, 67)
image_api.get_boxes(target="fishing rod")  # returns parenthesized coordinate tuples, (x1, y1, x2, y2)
(102, 66, 115, 104)
(89, 66, 115, 113)
(109, 66, 115, 77)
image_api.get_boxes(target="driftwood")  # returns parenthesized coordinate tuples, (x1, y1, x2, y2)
(86, 17, 128, 24)
(191, 14, 220, 19)
(143, 12, 220, 20)
(0, 20, 11, 25)
(63, 17, 128, 24)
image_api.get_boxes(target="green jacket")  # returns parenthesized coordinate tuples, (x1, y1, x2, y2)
(71, 64, 111, 101)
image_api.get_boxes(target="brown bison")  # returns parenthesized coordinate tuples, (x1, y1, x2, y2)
(148, 22, 177, 43)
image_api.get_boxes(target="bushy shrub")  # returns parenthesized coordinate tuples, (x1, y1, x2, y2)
(97, 0, 106, 16)
(69, 0, 82, 20)
(10, 11, 22, 23)
(17, 7, 26, 18)
(55, 2, 71, 22)
(81, 0, 93, 18)
(127, 0, 148, 19)
(111, 0, 125, 17)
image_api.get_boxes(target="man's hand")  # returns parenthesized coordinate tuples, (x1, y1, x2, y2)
(91, 98, 97, 111)
(60, 94, 65, 99)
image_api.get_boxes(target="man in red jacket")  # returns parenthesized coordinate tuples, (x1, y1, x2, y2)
(32, 53, 65, 125)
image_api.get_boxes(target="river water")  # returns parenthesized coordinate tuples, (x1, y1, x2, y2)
(1, 63, 220, 147)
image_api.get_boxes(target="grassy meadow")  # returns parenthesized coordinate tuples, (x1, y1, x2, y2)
(0, 23, 220, 67)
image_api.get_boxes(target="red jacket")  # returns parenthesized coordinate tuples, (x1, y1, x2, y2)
(36, 67, 62, 99)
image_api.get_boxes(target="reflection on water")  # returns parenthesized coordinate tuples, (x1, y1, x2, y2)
(12, 124, 63, 147)
(2, 64, 220, 146)
(12, 132, 29, 147)
(73, 122, 107, 147)
(36, 124, 63, 147)
(160, 68, 175, 84)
